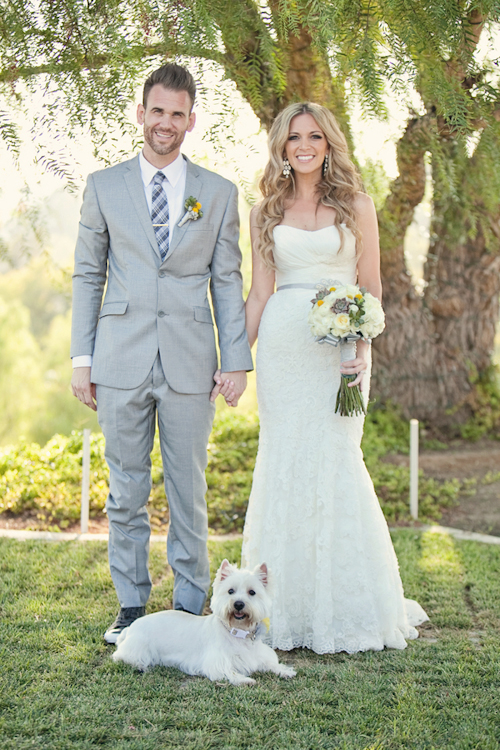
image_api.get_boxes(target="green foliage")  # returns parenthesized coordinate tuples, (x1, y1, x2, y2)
(362, 401, 411, 457)
(0, 432, 108, 529)
(1, 0, 499, 171)
(359, 158, 391, 211)
(460, 363, 500, 441)
(206, 411, 259, 532)
(362, 404, 461, 523)
(0, 294, 45, 444)
(0, 409, 462, 532)
(483, 470, 500, 484)
(0, 109, 19, 161)
(372, 462, 461, 524)
(0, 259, 100, 446)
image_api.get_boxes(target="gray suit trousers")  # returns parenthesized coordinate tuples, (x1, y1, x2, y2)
(96, 354, 215, 614)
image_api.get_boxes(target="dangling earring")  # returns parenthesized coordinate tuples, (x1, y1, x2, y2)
(323, 153, 329, 177)
(283, 157, 291, 178)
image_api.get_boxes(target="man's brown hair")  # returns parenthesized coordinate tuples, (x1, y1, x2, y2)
(143, 63, 196, 108)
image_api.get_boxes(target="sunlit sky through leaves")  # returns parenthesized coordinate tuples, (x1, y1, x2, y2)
(0, 71, 408, 220)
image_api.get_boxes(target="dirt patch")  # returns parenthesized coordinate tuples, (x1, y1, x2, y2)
(386, 438, 500, 537)
(0, 513, 170, 536)
(0, 514, 109, 534)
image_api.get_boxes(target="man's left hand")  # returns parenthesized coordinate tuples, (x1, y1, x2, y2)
(210, 370, 247, 407)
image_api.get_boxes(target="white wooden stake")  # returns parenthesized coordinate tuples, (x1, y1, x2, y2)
(410, 419, 419, 520)
(81, 429, 91, 534)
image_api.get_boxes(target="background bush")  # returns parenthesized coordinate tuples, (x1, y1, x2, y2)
(0, 407, 460, 532)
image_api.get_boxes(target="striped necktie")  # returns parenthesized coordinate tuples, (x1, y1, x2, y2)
(151, 171, 169, 261)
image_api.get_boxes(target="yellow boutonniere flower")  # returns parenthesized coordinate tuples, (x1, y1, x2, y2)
(178, 196, 204, 227)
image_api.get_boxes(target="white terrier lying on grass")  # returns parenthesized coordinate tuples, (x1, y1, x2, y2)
(112, 559, 296, 686)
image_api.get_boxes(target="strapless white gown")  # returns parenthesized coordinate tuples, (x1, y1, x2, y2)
(241, 225, 428, 654)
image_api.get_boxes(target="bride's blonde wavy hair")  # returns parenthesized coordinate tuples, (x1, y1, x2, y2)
(255, 102, 362, 270)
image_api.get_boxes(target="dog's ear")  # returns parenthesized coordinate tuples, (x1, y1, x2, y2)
(255, 562, 269, 587)
(218, 559, 233, 581)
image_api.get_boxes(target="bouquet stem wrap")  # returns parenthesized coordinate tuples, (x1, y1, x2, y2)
(337, 340, 366, 417)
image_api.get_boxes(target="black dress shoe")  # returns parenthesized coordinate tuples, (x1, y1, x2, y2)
(103, 606, 146, 644)
(175, 605, 198, 615)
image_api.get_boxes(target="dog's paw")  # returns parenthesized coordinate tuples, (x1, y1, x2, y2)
(229, 674, 256, 686)
(278, 665, 296, 679)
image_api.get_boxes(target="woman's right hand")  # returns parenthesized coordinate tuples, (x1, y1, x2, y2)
(340, 348, 368, 391)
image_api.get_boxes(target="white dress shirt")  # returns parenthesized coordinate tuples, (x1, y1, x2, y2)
(138, 150, 187, 229)
(72, 151, 187, 368)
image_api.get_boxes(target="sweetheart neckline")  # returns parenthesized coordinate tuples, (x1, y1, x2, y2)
(274, 224, 344, 234)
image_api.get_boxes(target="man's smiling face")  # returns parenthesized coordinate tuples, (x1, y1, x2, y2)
(137, 85, 196, 167)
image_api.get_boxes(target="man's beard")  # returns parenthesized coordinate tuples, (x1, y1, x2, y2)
(144, 124, 184, 156)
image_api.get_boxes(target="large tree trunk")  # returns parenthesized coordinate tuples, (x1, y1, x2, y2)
(371, 116, 436, 415)
(422, 162, 500, 425)
(373, 127, 500, 428)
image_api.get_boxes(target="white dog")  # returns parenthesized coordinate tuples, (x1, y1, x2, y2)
(112, 559, 296, 686)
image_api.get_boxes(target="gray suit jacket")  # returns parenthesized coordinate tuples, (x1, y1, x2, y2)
(71, 155, 253, 392)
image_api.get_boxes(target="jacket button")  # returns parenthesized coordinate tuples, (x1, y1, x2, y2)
(158, 271, 165, 278)
(158, 310, 166, 318)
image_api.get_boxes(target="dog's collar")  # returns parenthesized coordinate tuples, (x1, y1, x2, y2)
(220, 617, 271, 641)
(229, 625, 257, 641)
(219, 620, 258, 641)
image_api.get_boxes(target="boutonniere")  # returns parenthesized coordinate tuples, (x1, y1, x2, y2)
(178, 196, 203, 227)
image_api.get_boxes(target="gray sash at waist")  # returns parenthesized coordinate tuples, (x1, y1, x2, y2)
(277, 283, 318, 291)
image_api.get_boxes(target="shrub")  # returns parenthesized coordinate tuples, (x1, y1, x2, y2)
(363, 404, 461, 523)
(0, 408, 460, 532)
(0, 432, 108, 529)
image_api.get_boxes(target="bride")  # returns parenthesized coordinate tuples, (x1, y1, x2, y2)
(240, 102, 428, 654)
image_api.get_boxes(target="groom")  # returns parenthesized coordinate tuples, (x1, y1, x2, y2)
(71, 63, 253, 643)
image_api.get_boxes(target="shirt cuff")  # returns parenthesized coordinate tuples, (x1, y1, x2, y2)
(72, 355, 93, 368)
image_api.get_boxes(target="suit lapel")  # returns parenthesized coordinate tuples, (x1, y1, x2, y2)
(166, 157, 203, 261)
(123, 155, 160, 258)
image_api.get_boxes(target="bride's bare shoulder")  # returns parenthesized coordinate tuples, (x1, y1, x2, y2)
(250, 202, 264, 228)
(353, 191, 375, 216)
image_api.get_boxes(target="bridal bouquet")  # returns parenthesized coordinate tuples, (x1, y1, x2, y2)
(308, 282, 385, 416)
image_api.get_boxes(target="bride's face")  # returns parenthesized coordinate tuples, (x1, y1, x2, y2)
(284, 113, 329, 177)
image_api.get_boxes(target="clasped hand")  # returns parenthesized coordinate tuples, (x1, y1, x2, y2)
(72, 366, 246, 410)
(210, 370, 247, 407)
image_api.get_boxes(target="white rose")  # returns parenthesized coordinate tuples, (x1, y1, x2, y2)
(330, 286, 349, 302)
(317, 300, 333, 317)
(360, 294, 385, 337)
(308, 308, 331, 337)
(334, 313, 351, 333)
(311, 319, 331, 337)
(344, 284, 359, 300)
(360, 321, 377, 338)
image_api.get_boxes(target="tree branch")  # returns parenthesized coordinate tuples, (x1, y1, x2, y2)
(0, 43, 225, 85)
(444, 8, 487, 83)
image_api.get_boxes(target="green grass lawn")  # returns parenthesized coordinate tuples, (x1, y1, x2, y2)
(1, 531, 499, 750)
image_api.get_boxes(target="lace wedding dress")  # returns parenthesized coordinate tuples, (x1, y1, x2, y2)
(241, 224, 428, 654)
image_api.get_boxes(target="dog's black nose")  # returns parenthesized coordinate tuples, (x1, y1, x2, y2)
(234, 600, 245, 611)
